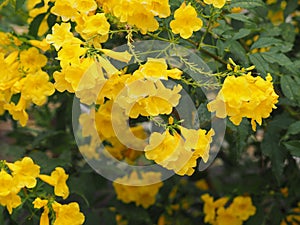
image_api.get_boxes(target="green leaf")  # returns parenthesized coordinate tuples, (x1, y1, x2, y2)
(226, 13, 252, 23)
(249, 53, 270, 76)
(232, 28, 251, 40)
(261, 52, 297, 74)
(250, 37, 282, 50)
(28, 13, 46, 37)
(230, 0, 265, 9)
(261, 113, 293, 182)
(281, 75, 300, 104)
(15, 0, 26, 10)
(227, 40, 249, 65)
(286, 121, 300, 136)
(283, 141, 300, 157)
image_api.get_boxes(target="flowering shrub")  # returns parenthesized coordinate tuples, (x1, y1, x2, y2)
(0, 0, 300, 224)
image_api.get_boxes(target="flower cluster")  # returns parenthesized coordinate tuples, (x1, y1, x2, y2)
(0, 34, 54, 126)
(201, 194, 256, 225)
(113, 171, 163, 208)
(0, 157, 85, 225)
(207, 67, 279, 131)
(145, 126, 214, 176)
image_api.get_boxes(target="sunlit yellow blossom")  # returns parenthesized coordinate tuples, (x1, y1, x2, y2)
(170, 2, 203, 39)
(180, 127, 214, 163)
(145, 130, 182, 164)
(53, 71, 75, 93)
(75, 13, 110, 40)
(204, 0, 226, 8)
(117, 79, 182, 118)
(74, 0, 97, 14)
(6, 157, 40, 188)
(207, 73, 279, 131)
(16, 71, 55, 106)
(19, 47, 47, 72)
(201, 194, 217, 223)
(0, 52, 20, 91)
(51, 0, 78, 21)
(134, 58, 182, 81)
(228, 196, 256, 221)
(4, 97, 29, 126)
(52, 202, 85, 225)
(46, 23, 82, 50)
(29, 39, 51, 52)
(39, 167, 69, 199)
(56, 43, 87, 65)
(144, 0, 171, 18)
(0, 170, 21, 214)
(113, 171, 163, 208)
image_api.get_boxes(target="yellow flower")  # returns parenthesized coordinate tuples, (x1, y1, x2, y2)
(33, 198, 50, 225)
(17, 70, 55, 106)
(201, 194, 217, 223)
(207, 74, 279, 131)
(52, 202, 85, 225)
(19, 47, 47, 72)
(29, 39, 51, 52)
(39, 167, 69, 199)
(75, 13, 110, 40)
(113, 171, 163, 208)
(228, 196, 256, 221)
(0, 52, 21, 91)
(135, 58, 182, 81)
(74, 0, 97, 14)
(0, 170, 22, 214)
(195, 179, 209, 190)
(215, 207, 243, 225)
(50, 0, 78, 21)
(204, 0, 227, 8)
(145, 130, 182, 164)
(144, 0, 171, 18)
(46, 23, 81, 50)
(180, 127, 214, 163)
(4, 97, 29, 126)
(170, 2, 203, 39)
(6, 157, 40, 189)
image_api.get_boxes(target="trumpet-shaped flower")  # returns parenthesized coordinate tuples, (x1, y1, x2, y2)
(170, 2, 203, 39)
(19, 47, 47, 72)
(0, 170, 21, 214)
(207, 74, 279, 131)
(33, 198, 50, 225)
(113, 171, 163, 208)
(39, 167, 69, 199)
(52, 202, 85, 225)
(6, 157, 40, 189)
(17, 70, 55, 106)
(228, 196, 256, 221)
(4, 97, 29, 126)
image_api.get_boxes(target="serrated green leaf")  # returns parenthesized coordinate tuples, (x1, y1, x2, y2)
(281, 75, 300, 104)
(261, 52, 297, 74)
(283, 141, 300, 157)
(250, 37, 282, 50)
(232, 28, 251, 40)
(230, 0, 265, 9)
(249, 53, 270, 76)
(226, 13, 252, 23)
